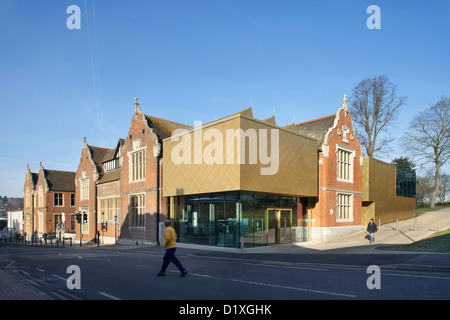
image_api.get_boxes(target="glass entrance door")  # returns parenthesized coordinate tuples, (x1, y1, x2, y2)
(266, 208, 292, 245)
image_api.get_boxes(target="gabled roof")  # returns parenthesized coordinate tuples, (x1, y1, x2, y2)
(295, 114, 336, 146)
(87, 145, 109, 178)
(44, 169, 75, 192)
(145, 115, 192, 140)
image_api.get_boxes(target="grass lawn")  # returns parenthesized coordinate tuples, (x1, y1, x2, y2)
(415, 204, 450, 216)
(380, 228, 450, 253)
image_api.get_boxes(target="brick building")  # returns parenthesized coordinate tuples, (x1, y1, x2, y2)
(23, 162, 75, 240)
(23, 95, 415, 246)
(296, 95, 363, 242)
(73, 98, 190, 245)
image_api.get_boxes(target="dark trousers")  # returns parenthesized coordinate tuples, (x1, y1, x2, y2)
(160, 248, 186, 273)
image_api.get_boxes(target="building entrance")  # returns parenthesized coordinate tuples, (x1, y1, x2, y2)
(266, 208, 292, 245)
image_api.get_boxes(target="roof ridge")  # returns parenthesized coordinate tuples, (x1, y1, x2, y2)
(296, 113, 335, 126)
(145, 114, 192, 127)
(45, 169, 76, 174)
(88, 145, 110, 150)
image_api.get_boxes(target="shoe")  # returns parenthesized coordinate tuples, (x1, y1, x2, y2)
(180, 271, 188, 277)
(157, 272, 166, 276)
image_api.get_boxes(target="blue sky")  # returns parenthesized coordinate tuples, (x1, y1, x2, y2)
(1, 0, 449, 197)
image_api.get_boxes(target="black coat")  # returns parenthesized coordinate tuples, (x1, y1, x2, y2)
(367, 222, 377, 233)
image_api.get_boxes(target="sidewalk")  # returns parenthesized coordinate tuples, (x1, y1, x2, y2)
(98, 208, 450, 256)
(0, 269, 53, 300)
(296, 206, 450, 254)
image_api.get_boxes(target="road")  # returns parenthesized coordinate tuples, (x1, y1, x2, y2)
(1, 244, 450, 305)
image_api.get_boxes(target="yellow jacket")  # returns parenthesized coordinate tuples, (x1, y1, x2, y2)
(164, 226, 177, 249)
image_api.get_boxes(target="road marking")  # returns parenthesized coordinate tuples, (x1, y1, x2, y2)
(52, 274, 67, 281)
(244, 262, 328, 271)
(49, 290, 68, 300)
(58, 289, 82, 300)
(383, 273, 450, 280)
(19, 270, 31, 276)
(188, 272, 356, 298)
(98, 291, 122, 300)
(36, 268, 45, 272)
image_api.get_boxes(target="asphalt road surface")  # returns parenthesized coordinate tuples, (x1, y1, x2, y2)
(1, 245, 449, 315)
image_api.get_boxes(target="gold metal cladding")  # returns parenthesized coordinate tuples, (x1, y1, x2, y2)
(362, 157, 415, 224)
(162, 110, 318, 197)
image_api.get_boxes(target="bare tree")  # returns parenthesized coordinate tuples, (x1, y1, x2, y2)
(438, 173, 450, 204)
(403, 96, 450, 207)
(349, 75, 407, 158)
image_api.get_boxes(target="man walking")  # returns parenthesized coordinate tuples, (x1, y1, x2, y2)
(367, 219, 378, 244)
(157, 220, 187, 277)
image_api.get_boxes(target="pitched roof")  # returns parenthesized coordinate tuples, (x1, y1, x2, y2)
(145, 115, 192, 140)
(44, 170, 75, 192)
(97, 168, 121, 184)
(101, 138, 125, 163)
(295, 114, 336, 146)
(88, 145, 110, 178)
(31, 172, 38, 186)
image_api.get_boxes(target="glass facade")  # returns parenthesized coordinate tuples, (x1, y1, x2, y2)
(173, 191, 303, 248)
(396, 168, 416, 198)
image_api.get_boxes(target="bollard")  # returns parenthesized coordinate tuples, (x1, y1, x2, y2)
(378, 218, 381, 231)
(396, 218, 399, 231)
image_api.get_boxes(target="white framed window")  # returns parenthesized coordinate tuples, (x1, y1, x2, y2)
(54, 193, 63, 207)
(79, 207, 89, 234)
(38, 186, 44, 208)
(99, 197, 121, 222)
(130, 194, 145, 228)
(38, 210, 44, 233)
(129, 149, 146, 182)
(336, 146, 354, 182)
(26, 188, 31, 208)
(81, 177, 89, 200)
(337, 193, 353, 222)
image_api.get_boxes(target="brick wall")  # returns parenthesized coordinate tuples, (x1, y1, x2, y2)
(119, 109, 167, 244)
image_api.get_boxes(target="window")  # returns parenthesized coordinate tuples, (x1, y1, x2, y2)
(396, 168, 416, 198)
(38, 211, 44, 233)
(81, 177, 89, 200)
(70, 214, 76, 232)
(38, 186, 44, 208)
(337, 147, 353, 182)
(54, 193, 63, 206)
(54, 214, 63, 230)
(99, 197, 121, 221)
(130, 194, 145, 228)
(337, 193, 352, 221)
(130, 149, 146, 182)
(26, 188, 30, 208)
(103, 158, 120, 172)
(80, 207, 89, 234)
(71, 194, 75, 207)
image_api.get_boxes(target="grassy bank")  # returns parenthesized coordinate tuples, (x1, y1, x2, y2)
(380, 228, 450, 253)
